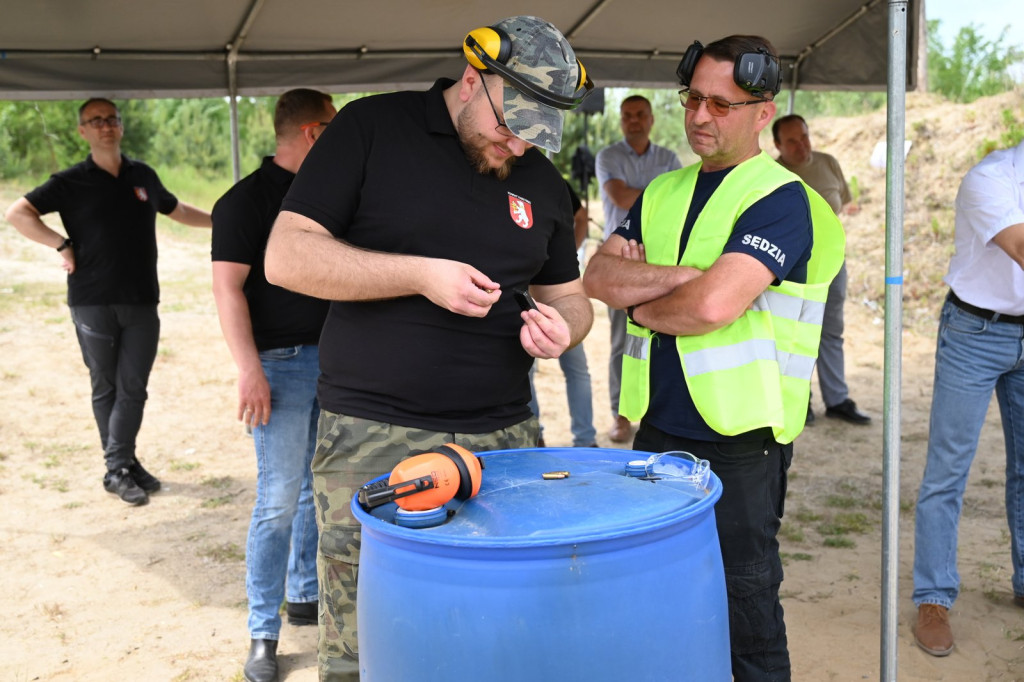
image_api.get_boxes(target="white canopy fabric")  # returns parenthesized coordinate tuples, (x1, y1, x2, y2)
(0, 0, 917, 100)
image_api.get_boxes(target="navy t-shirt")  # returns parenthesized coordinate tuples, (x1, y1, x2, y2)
(614, 165, 813, 441)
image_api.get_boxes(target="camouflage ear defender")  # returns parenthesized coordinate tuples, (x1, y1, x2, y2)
(463, 25, 593, 110)
(676, 40, 782, 96)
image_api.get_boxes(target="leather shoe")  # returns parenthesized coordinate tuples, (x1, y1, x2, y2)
(825, 398, 871, 425)
(286, 600, 317, 626)
(806, 402, 815, 425)
(244, 638, 278, 682)
(914, 604, 953, 656)
(1014, 594, 1024, 608)
(608, 415, 633, 443)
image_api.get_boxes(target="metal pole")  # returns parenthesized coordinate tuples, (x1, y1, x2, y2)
(229, 91, 240, 184)
(881, 1, 908, 679)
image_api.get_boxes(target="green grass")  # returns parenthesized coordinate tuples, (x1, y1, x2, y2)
(199, 542, 244, 563)
(824, 537, 856, 549)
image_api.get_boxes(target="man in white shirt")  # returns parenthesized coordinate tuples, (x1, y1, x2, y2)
(912, 140, 1024, 657)
(595, 95, 681, 443)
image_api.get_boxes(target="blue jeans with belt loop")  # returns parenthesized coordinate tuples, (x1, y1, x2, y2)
(247, 344, 320, 640)
(913, 300, 1024, 608)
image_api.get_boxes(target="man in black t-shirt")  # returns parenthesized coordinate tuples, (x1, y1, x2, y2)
(263, 16, 595, 677)
(212, 89, 336, 682)
(5, 97, 211, 507)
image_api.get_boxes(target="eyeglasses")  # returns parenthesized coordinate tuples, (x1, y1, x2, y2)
(479, 76, 514, 138)
(678, 89, 765, 117)
(81, 115, 122, 129)
(300, 121, 331, 132)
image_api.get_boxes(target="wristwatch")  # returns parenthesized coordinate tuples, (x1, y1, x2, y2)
(56, 238, 73, 252)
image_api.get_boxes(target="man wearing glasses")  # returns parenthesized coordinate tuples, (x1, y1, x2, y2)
(584, 35, 843, 681)
(211, 89, 336, 682)
(263, 16, 593, 679)
(5, 97, 211, 506)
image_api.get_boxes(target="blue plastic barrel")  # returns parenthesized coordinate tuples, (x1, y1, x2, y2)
(353, 447, 730, 681)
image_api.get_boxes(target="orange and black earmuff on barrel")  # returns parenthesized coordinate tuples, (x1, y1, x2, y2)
(462, 25, 593, 110)
(357, 443, 484, 512)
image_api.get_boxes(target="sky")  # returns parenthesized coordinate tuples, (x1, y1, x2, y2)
(926, 0, 1024, 51)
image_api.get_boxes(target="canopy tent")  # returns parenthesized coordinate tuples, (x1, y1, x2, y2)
(0, 0, 916, 99)
(1, 1, 917, 679)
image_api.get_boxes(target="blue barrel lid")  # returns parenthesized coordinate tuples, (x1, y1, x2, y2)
(354, 447, 722, 548)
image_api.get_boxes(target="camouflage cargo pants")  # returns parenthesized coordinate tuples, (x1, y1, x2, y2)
(314, 410, 539, 681)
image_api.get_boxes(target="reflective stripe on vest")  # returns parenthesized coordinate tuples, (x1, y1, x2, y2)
(681, 339, 817, 381)
(618, 151, 845, 444)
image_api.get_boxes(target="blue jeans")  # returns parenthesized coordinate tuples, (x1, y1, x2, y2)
(247, 345, 320, 640)
(528, 344, 597, 446)
(70, 304, 160, 472)
(913, 301, 1024, 608)
(635, 422, 792, 682)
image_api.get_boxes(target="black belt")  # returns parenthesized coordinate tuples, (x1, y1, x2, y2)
(948, 290, 1024, 325)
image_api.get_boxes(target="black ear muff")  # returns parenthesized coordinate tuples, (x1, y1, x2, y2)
(464, 26, 512, 72)
(735, 48, 781, 96)
(676, 41, 704, 86)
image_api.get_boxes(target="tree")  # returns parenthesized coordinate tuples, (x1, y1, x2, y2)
(928, 19, 1024, 102)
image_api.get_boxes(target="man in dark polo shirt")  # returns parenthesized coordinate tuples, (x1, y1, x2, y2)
(212, 89, 336, 682)
(5, 97, 211, 506)
(263, 15, 595, 679)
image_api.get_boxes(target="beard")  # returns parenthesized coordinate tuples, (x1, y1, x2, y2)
(456, 107, 515, 181)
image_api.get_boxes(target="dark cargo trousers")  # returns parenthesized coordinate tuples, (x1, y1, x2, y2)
(634, 421, 793, 682)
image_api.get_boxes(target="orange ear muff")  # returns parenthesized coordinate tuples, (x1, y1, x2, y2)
(463, 26, 512, 72)
(357, 443, 484, 512)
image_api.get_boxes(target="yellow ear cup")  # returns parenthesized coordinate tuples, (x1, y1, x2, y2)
(575, 59, 588, 91)
(463, 26, 511, 71)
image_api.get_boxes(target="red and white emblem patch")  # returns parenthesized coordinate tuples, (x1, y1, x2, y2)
(508, 193, 533, 229)
(133, 187, 148, 202)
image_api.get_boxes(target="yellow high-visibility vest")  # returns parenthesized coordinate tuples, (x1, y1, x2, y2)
(620, 152, 845, 444)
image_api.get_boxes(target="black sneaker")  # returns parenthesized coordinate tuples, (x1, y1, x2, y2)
(129, 460, 161, 493)
(103, 468, 148, 506)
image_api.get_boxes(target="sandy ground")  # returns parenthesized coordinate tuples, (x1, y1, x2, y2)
(3, 89, 1024, 681)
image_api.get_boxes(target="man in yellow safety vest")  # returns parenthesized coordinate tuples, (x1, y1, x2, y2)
(583, 34, 843, 682)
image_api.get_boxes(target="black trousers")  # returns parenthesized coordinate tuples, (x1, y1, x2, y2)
(634, 421, 793, 682)
(70, 304, 160, 471)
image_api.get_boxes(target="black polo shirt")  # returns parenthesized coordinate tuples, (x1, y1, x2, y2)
(281, 78, 580, 433)
(25, 155, 178, 306)
(211, 156, 328, 350)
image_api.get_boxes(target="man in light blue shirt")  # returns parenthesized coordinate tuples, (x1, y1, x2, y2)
(595, 95, 681, 443)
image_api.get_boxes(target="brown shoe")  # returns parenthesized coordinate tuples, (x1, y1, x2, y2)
(914, 604, 954, 656)
(608, 415, 633, 443)
(1014, 594, 1024, 608)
